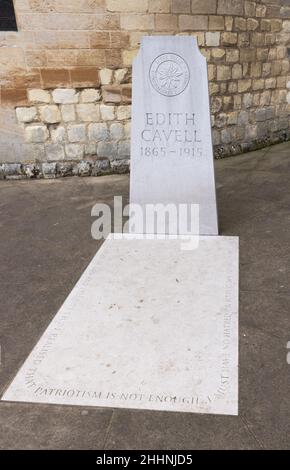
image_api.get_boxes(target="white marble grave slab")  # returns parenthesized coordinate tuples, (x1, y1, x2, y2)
(130, 36, 218, 235)
(2, 235, 238, 415)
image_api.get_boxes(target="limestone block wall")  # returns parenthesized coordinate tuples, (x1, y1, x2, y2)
(13, 81, 132, 177)
(0, 0, 290, 177)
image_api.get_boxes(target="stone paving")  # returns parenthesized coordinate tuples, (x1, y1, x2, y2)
(0, 142, 290, 449)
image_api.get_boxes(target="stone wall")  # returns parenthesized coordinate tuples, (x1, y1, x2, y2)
(0, 0, 290, 177)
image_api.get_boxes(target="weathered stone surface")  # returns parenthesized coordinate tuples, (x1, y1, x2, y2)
(65, 143, 84, 160)
(245, 124, 257, 139)
(215, 113, 227, 128)
(52, 89, 79, 104)
(238, 79, 252, 93)
(221, 32, 237, 45)
(209, 15, 224, 30)
(260, 91, 271, 107)
(253, 79, 264, 91)
(217, 0, 243, 16)
(110, 122, 124, 140)
(120, 13, 154, 30)
(16, 107, 37, 123)
(256, 4, 266, 17)
(56, 162, 73, 177)
(245, 1, 256, 17)
(191, 0, 216, 14)
(28, 89, 51, 104)
(24, 143, 46, 162)
(221, 128, 232, 144)
(60, 104, 76, 122)
(67, 124, 87, 143)
(116, 105, 131, 120)
(123, 49, 138, 66)
(237, 110, 249, 126)
(85, 142, 97, 155)
(25, 125, 49, 143)
(39, 105, 61, 124)
(45, 143, 65, 161)
(171, 0, 190, 14)
(102, 86, 122, 104)
(232, 64, 242, 79)
(217, 65, 231, 80)
(97, 141, 117, 158)
(73, 161, 92, 177)
(88, 123, 109, 141)
(91, 158, 111, 176)
(124, 121, 131, 137)
(205, 32, 220, 47)
(23, 163, 41, 178)
(211, 48, 226, 60)
(226, 49, 239, 63)
(99, 68, 113, 85)
(227, 111, 238, 125)
(76, 104, 100, 122)
(111, 158, 130, 173)
(51, 126, 66, 143)
(179, 14, 208, 30)
(42, 162, 57, 179)
(121, 84, 132, 103)
(243, 93, 252, 108)
(100, 104, 115, 120)
(211, 96, 223, 113)
(80, 89, 101, 103)
(117, 140, 130, 158)
(1, 163, 23, 176)
(210, 82, 220, 94)
(235, 17, 246, 31)
(247, 18, 259, 31)
(114, 68, 130, 84)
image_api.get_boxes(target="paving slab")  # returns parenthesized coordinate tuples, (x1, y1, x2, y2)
(2, 235, 239, 416)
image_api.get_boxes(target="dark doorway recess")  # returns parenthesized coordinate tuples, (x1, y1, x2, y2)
(0, 0, 17, 31)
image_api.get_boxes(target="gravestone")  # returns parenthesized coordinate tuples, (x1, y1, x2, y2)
(2, 36, 239, 416)
(130, 36, 218, 235)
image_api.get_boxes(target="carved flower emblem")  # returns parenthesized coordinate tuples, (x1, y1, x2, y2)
(158, 62, 183, 91)
(150, 53, 190, 96)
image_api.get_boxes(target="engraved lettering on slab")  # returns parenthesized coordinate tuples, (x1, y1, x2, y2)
(2, 235, 239, 416)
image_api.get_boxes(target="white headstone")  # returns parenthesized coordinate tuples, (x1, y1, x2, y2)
(130, 36, 218, 235)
